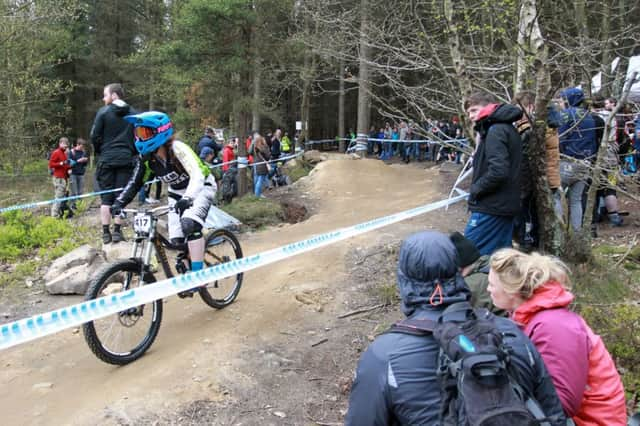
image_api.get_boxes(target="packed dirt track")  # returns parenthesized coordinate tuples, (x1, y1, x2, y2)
(0, 155, 466, 425)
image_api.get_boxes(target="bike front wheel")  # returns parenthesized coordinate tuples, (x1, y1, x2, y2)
(199, 229, 244, 309)
(82, 259, 163, 365)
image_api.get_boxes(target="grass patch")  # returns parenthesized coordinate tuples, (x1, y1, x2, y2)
(284, 158, 313, 183)
(220, 195, 284, 228)
(0, 210, 94, 286)
(372, 281, 400, 306)
(571, 247, 640, 410)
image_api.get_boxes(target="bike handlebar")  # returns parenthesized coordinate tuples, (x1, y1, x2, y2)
(121, 205, 173, 217)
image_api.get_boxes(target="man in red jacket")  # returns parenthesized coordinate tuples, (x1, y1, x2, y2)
(48, 137, 72, 217)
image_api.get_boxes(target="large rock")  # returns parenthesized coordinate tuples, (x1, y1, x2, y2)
(46, 264, 98, 295)
(44, 242, 138, 295)
(102, 242, 135, 262)
(303, 150, 328, 164)
(43, 245, 104, 283)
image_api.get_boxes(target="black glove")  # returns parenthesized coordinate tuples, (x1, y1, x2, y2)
(175, 197, 193, 215)
(110, 201, 124, 217)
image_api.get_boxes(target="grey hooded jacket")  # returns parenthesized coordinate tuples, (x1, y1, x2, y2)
(345, 231, 566, 426)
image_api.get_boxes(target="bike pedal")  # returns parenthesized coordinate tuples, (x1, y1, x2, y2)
(177, 289, 197, 298)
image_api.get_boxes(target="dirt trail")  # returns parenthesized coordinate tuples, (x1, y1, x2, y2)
(0, 156, 457, 425)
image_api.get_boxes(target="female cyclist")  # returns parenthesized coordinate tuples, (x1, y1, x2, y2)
(111, 111, 216, 276)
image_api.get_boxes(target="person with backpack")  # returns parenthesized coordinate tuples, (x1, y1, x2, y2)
(345, 231, 567, 426)
(558, 88, 598, 232)
(488, 249, 626, 425)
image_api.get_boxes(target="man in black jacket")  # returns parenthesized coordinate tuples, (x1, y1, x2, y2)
(90, 83, 137, 244)
(345, 231, 566, 425)
(463, 92, 522, 255)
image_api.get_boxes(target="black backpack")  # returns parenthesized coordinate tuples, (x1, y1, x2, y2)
(390, 302, 551, 426)
(220, 168, 237, 203)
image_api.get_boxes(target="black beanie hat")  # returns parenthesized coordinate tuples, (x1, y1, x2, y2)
(449, 232, 480, 267)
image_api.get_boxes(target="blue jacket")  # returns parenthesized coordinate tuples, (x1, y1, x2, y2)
(345, 232, 566, 426)
(558, 88, 597, 160)
(68, 148, 88, 175)
(197, 135, 221, 157)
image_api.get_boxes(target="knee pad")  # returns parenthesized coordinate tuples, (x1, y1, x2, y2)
(180, 217, 203, 241)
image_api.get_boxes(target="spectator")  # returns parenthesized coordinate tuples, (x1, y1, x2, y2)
(489, 249, 627, 425)
(90, 83, 137, 244)
(463, 92, 522, 255)
(281, 131, 292, 155)
(199, 146, 216, 165)
(558, 87, 597, 232)
(391, 124, 399, 156)
(270, 129, 282, 180)
(450, 231, 505, 316)
(345, 231, 566, 425)
(513, 91, 564, 249)
(593, 99, 624, 227)
(197, 126, 221, 158)
(367, 125, 376, 156)
(222, 138, 236, 172)
(67, 138, 89, 210)
(253, 135, 271, 197)
(48, 137, 71, 218)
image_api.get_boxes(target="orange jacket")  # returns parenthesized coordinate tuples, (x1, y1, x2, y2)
(513, 283, 626, 425)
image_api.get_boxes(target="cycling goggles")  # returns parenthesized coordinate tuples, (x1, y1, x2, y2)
(134, 122, 173, 141)
(134, 126, 156, 141)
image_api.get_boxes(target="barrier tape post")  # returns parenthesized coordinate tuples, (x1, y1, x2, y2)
(0, 193, 467, 351)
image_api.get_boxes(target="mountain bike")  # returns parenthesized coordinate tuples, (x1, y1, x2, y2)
(82, 205, 243, 365)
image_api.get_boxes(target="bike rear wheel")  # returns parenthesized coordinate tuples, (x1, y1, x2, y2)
(199, 229, 244, 309)
(82, 259, 163, 365)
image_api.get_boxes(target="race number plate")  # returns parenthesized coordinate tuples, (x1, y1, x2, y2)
(133, 213, 152, 234)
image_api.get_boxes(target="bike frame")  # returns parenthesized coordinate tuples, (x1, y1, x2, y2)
(124, 207, 188, 281)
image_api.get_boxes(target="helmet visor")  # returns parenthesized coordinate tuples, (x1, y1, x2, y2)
(135, 126, 156, 141)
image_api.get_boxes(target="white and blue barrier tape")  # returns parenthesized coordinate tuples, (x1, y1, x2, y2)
(0, 151, 305, 214)
(306, 137, 470, 146)
(0, 192, 467, 351)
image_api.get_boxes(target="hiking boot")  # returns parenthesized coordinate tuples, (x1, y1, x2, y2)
(112, 229, 125, 243)
(608, 213, 624, 227)
(102, 232, 112, 244)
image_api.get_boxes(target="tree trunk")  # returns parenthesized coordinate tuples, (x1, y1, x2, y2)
(355, 0, 371, 157)
(598, 2, 613, 98)
(515, 0, 540, 93)
(251, 56, 262, 132)
(574, 0, 591, 96)
(338, 60, 346, 153)
(531, 2, 565, 256)
(443, 0, 474, 142)
(300, 51, 312, 147)
(237, 130, 248, 196)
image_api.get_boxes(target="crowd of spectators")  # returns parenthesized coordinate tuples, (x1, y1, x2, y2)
(346, 88, 635, 425)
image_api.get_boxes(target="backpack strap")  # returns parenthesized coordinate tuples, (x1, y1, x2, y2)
(387, 318, 437, 336)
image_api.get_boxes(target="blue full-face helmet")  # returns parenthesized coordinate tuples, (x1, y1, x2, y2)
(124, 111, 174, 155)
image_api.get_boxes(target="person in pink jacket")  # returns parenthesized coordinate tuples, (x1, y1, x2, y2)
(487, 249, 626, 426)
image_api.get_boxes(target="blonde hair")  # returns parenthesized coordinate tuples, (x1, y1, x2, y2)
(489, 249, 571, 299)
